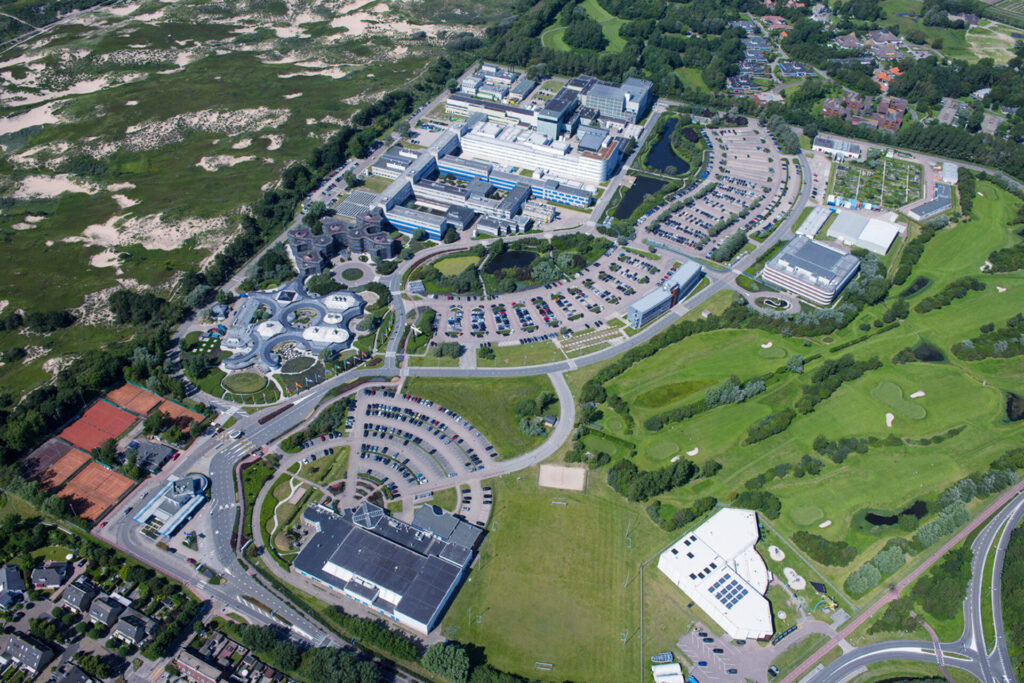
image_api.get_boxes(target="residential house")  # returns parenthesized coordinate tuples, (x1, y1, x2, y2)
(761, 15, 791, 31)
(31, 562, 71, 591)
(0, 565, 25, 594)
(866, 29, 899, 44)
(875, 97, 908, 131)
(88, 595, 126, 628)
(53, 664, 94, 683)
(2, 633, 53, 674)
(175, 652, 224, 683)
(873, 66, 902, 93)
(833, 32, 862, 50)
(60, 578, 98, 614)
(113, 610, 152, 646)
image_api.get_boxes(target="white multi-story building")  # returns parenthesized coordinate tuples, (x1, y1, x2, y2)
(761, 235, 860, 305)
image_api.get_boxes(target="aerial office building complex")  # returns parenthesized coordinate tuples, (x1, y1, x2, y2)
(658, 508, 773, 641)
(293, 502, 484, 634)
(761, 236, 860, 305)
(627, 261, 704, 328)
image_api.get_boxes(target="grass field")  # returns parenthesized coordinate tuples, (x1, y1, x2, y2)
(429, 487, 457, 511)
(476, 342, 567, 367)
(443, 467, 670, 682)
(403, 375, 558, 458)
(674, 67, 710, 93)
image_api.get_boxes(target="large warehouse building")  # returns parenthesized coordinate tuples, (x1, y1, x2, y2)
(658, 508, 773, 641)
(826, 210, 904, 255)
(626, 261, 704, 328)
(761, 236, 860, 306)
(293, 502, 483, 634)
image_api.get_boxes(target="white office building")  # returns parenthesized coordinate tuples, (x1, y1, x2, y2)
(658, 508, 773, 641)
(761, 236, 860, 305)
(458, 119, 623, 184)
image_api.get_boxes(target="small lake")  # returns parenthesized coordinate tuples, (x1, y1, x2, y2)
(645, 118, 691, 176)
(486, 250, 536, 273)
(864, 500, 928, 526)
(614, 176, 667, 219)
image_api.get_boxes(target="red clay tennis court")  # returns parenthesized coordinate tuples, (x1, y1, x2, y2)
(37, 449, 90, 490)
(58, 462, 134, 522)
(58, 401, 137, 453)
(105, 383, 162, 416)
(157, 399, 203, 426)
(21, 439, 74, 480)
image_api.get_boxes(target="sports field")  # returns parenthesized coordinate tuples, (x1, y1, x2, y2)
(58, 461, 134, 521)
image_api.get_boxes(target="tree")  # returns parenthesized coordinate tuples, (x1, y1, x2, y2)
(563, 17, 608, 51)
(478, 345, 495, 360)
(412, 228, 427, 242)
(443, 227, 458, 243)
(786, 354, 804, 374)
(343, 171, 360, 188)
(143, 411, 166, 436)
(422, 642, 470, 683)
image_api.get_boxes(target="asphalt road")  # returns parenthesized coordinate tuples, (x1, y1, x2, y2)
(801, 484, 1024, 683)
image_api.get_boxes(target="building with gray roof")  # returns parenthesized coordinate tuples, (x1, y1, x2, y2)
(30, 562, 70, 590)
(293, 502, 483, 634)
(113, 610, 153, 645)
(2, 633, 53, 674)
(88, 595, 126, 627)
(131, 473, 208, 538)
(60, 578, 98, 614)
(0, 565, 25, 595)
(761, 236, 860, 305)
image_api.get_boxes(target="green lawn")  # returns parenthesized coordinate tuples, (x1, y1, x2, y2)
(298, 446, 349, 485)
(476, 342, 567, 367)
(443, 467, 671, 682)
(222, 372, 268, 394)
(674, 67, 709, 93)
(428, 487, 457, 512)
(434, 254, 481, 276)
(30, 546, 75, 562)
(403, 375, 558, 458)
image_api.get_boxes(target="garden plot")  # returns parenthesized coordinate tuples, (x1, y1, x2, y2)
(829, 157, 923, 209)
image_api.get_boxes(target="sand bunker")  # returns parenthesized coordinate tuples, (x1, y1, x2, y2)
(783, 567, 806, 591)
(818, 519, 832, 528)
(760, 342, 773, 349)
(686, 447, 699, 456)
(910, 391, 926, 399)
(886, 412, 895, 428)
(997, 286, 1007, 293)
(538, 464, 586, 491)
(231, 138, 253, 149)
(196, 154, 255, 171)
(125, 100, 138, 106)
(284, 92, 303, 99)
(670, 455, 680, 463)
(264, 134, 283, 150)
(769, 545, 785, 561)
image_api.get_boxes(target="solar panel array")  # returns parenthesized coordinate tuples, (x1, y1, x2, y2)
(708, 573, 749, 610)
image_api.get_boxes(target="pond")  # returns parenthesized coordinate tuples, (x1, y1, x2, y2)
(486, 250, 537, 273)
(645, 118, 691, 176)
(864, 500, 928, 526)
(613, 176, 667, 220)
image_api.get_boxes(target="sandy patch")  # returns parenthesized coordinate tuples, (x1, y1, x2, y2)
(45, 240, 54, 246)
(818, 519, 832, 528)
(760, 342, 773, 349)
(768, 545, 785, 562)
(125, 100, 138, 106)
(106, 182, 135, 191)
(13, 174, 98, 199)
(783, 567, 806, 591)
(538, 464, 586, 491)
(42, 356, 75, 377)
(263, 134, 282, 150)
(273, 25, 303, 38)
(686, 447, 699, 456)
(0, 102, 61, 136)
(89, 250, 121, 269)
(283, 92, 303, 99)
(22, 346, 49, 364)
(4, 74, 146, 108)
(196, 154, 255, 171)
(997, 286, 1007, 293)
(0, 300, 7, 315)
(11, 215, 46, 230)
(885, 412, 895, 428)
(231, 138, 253, 149)
(670, 455, 680, 463)
(106, 2, 142, 16)
(77, 212, 226, 251)
(111, 194, 139, 209)
(910, 390, 926, 399)
(279, 67, 349, 79)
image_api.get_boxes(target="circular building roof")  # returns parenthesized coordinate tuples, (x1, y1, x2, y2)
(256, 320, 285, 338)
(301, 326, 350, 345)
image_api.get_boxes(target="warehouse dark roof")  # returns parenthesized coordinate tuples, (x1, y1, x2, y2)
(294, 503, 482, 628)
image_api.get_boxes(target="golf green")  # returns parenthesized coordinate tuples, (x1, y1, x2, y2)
(871, 381, 927, 420)
(790, 504, 825, 527)
(648, 440, 680, 461)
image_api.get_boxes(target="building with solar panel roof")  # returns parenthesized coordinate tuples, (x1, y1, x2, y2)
(657, 508, 773, 640)
(293, 502, 483, 634)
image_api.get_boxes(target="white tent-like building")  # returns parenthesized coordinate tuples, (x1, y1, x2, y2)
(658, 508, 773, 640)
(826, 210, 904, 255)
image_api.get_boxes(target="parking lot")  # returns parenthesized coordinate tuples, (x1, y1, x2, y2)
(651, 123, 799, 259)
(422, 244, 677, 346)
(341, 387, 499, 526)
